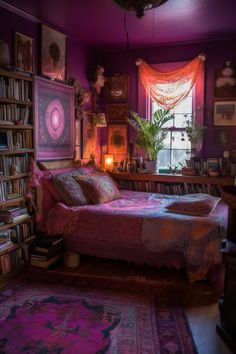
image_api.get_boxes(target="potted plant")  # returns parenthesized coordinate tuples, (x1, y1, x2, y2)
(184, 119, 206, 159)
(128, 109, 174, 173)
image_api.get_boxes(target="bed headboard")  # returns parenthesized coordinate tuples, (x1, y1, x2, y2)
(38, 159, 81, 171)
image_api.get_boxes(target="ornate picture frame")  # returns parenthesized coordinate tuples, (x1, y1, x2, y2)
(213, 100, 236, 126)
(106, 103, 129, 123)
(104, 74, 129, 102)
(34, 76, 74, 160)
(14, 32, 33, 73)
(41, 24, 67, 81)
(81, 110, 98, 159)
(107, 124, 128, 155)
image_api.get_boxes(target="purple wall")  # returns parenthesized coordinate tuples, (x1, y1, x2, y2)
(98, 40, 236, 160)
(0, 6, 89, 88)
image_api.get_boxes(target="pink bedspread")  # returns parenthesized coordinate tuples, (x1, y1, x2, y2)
(45, 190, 228, 278)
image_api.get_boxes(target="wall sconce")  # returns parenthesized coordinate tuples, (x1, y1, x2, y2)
(103, 154, 114, 170)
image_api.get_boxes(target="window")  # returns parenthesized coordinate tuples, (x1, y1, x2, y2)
(151, 89, 193, 172)
(138, 60, 204, 172)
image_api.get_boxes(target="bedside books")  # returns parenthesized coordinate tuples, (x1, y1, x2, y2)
(30, 235, 64, 268)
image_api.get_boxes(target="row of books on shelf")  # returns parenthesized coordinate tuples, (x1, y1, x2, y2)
(0, 130, 33, 151)
(0, 104, 31, 124)
(0, 178, 28, 202)
(30, 235, 64, 268)
(0, 206, 29, 223)
(0, 76, 31, 102)
(0, 154, 29, 176)
(121, 180, 221, 196)
(0, 245, 30, 275)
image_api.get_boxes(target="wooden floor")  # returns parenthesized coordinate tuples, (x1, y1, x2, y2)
(5, 255, 234, 354)
(53, 255, 233, 354)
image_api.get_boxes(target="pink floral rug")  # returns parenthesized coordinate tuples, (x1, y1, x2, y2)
(0, 280, 198, 354)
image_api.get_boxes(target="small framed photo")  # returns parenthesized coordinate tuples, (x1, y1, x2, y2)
(214, 130, 228, 145)
(107, 124, 128, 155)
(207, 158, 219, 171)
(14, 32, 33, 73)
(104, 74, 129, 102)
(106, 103, 129, 123)
(213, 100, 236, 126)
(41, 24, 67, 81)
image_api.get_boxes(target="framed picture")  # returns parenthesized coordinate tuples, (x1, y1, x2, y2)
(104, 74, 129, 102)
(34, 76, 74, 160)
(106, 103, 129, 123)
(214, 129, 228, 145)
(215, 63, 236, 97)
(14, 32, 33, 73)
(213, 100, 236, 126)
(107, 124, 128, 155)
(207, 158, 219, 171)
(41, 24, 67, 81)
(82, 110, 98, 159)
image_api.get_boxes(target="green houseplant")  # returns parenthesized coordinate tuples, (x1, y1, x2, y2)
(128, 109, 174, 173)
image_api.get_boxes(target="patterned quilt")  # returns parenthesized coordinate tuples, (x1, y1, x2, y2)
(44, 190, 228, 279)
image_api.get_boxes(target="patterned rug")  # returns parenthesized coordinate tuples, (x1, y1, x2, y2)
(0, 279, 198, 354)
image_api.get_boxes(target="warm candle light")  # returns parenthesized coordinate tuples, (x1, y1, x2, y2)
(103, 154, 114, 170)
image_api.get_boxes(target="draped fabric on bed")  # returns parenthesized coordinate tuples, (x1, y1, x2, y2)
(35, 165, 228, 281)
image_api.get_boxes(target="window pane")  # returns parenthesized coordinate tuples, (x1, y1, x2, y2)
(171, 149, 189, 168)
(173, 96, 192, 114)
(173, 114, 188, 128)
(158, 149, 171, 169)
(163, 131, 171, 148)
(172, 131, 191, 149)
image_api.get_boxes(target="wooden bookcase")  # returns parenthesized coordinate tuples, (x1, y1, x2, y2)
(0, 69, 35, 280)
(110, 172, 235, 196)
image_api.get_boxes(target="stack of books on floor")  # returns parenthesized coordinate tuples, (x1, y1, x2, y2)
(0, 207, 29, 223)
(30, 235, 64, 268)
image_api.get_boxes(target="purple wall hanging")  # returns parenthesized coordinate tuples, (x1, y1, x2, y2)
(34, 76, 74, 160)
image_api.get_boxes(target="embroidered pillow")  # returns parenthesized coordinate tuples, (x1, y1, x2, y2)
(75, 174, 121, 204)
(165, 193, 221, 216)
(52, 170, 90, 206)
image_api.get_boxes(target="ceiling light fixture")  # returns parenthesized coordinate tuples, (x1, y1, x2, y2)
(113, 0, 168, 19)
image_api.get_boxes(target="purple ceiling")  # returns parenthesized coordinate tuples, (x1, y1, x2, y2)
(1, 0, 236, 49)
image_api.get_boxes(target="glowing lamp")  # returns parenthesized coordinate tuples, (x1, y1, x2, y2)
(103, 154, 114, 170)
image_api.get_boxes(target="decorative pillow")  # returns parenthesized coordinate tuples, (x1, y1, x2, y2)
(75, 174, 121, 204)
(165, 193, 221, 216)
(52, 170, 90, 206)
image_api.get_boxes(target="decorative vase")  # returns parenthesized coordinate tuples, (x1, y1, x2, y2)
(145, 160, 158, 173)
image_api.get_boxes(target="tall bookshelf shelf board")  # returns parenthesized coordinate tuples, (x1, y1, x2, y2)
(0, 69, 35, 278)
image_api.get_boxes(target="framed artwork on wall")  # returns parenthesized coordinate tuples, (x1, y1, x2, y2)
(82, 110, 98, 159)
(214, 129, 228, 145)
(215, 62, 236, 97)
(106, 103, 129, 123)
(14, 32, 33, 73)
(213, 100, 236, 126)
(107, 124, 128, 155)
(34, 76, 74, 160)
(41, 24, 67, 81)
(104, 74, 129, 102)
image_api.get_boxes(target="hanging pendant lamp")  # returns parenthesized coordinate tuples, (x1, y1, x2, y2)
(113, 0, 168, 19)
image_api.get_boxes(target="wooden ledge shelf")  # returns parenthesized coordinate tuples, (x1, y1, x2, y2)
(110, 172, 235, 186)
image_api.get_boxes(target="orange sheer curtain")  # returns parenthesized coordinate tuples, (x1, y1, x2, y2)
(136, 54, 206, 110)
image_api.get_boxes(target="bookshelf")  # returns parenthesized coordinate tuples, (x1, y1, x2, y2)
(0, 69, 35, 278)
(110, 172, 235, 196)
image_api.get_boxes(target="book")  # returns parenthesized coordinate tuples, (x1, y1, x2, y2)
(34, 243, 64, 254)
(30, 254, 63, 268)
(35, 235, 63, 247)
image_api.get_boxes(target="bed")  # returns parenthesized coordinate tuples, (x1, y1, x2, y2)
(34, 160, 228, 281)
